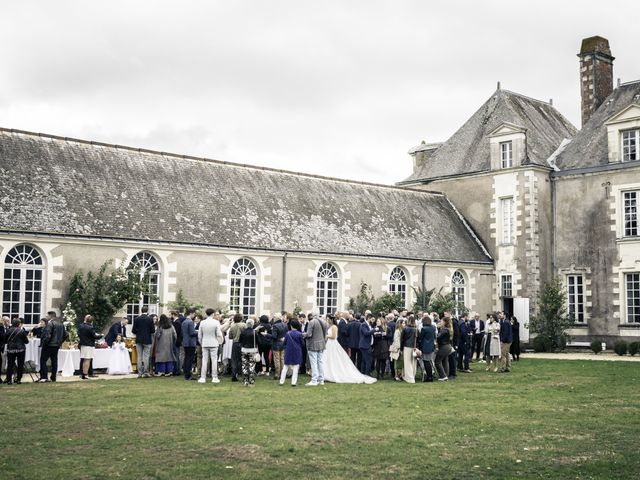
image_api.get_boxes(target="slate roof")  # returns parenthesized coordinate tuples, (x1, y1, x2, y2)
(553, 80, 640, 170)
(399, 89, 577, 184)
(0, 129, 492, 264)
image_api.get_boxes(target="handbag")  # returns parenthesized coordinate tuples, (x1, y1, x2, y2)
(252, 331, 261, 363)
(412, 327, 422, 358)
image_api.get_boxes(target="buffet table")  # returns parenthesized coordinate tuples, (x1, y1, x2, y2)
(23, 338, 114, 376)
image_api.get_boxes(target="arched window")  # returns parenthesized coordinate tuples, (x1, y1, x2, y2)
(316, 262, 339, 316)
(230, 258, 257, 318)
(389, 266, 408, 307)
(451, 270, 466, 317)
(126, 252, 161, 322)
(2, 245, 45, 325)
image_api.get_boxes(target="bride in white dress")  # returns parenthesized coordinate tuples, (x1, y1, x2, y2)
(323, 319, 376, 384)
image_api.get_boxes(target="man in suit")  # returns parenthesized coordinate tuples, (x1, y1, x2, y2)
(132, 306, 155, 378)
(358, 314, 374, 375)
(499, 312, 513, 373)
(346, 314, 362, 369)
(181, 308, 198, 380)
(105, 318, 128, 346)
(337, 312, 349, 352)
(457, 313, 472, 373)
(38, 311, 68, 382)
(470, 312, 485, 362)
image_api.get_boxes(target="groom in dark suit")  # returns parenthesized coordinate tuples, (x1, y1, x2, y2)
(346, 314, 362, 369)
(470, 313, 485, 361)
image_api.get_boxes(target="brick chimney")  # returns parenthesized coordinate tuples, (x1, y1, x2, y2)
(578, 36, 614, 126)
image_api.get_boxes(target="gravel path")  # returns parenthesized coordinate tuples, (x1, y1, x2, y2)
(525, 352, 640, 362)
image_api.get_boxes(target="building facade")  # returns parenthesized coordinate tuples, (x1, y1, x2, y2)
(401, 36, 640, 344)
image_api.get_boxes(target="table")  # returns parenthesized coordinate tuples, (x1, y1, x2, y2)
(58, 349, 113, 377)
(25, 337, 41, 366)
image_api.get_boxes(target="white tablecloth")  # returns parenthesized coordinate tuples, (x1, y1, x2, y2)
(25, 337, 41, 365)
(58, 349, 113, 377)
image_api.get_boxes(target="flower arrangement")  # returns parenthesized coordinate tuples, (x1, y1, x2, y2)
(62, 302, 79, 347)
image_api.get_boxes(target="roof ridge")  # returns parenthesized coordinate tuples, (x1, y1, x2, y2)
(500, 88, 553, 106)
(618, 79, 640, 87)
(0, 126, 442, 197)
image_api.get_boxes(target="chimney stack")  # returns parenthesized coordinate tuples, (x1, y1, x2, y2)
(578, 36, 614, 126)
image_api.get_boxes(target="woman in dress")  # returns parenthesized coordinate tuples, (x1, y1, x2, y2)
(400, 315, 418, 384)
(4, 317, 29, 384)
(154, 314, 177, 376)
(389, 318, 405, 381)
(435, 316, 453, 381)
(372, 317, 389, 379)
(323, 316, 376, 384)
(486, 314, 501, 372)
(510, 316, 521, 361)
(280, 319, 305, 386)
(108, 334, 132, 375)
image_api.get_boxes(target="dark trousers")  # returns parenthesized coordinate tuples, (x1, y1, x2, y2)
(172, 344, 181, 374)
(472, 333, 483, 359)
(39, 346, 60, 381)
(7, 350, 25, 382)
(350, 347, 361, 371)
(448, 350, 457, 378)
(457, 342, 470, 370)
(183, 346, 196, 379)
(359, 347, 372, 375)
(231, 343, 242, 378)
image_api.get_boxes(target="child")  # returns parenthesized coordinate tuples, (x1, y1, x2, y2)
(107, 334, 132, 375)
(279, 319, 305, 387)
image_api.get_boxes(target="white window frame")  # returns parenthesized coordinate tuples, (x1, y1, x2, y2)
(622, 129, 639, 162)
(126, 251, 161, 323)
(451, 270, 466, 317)
(625, 272, 640, 323)
(500, 141, 513, 168)
(316, 262, 340, 316)
(2, 244, 45, 325)
(623, 190, 639, 237)
(567, 274, 585, 323)
(500, 197, 515, 245)
(388, 266, 408, 308)
(229, 257, 258, 318)
(501, 274, 513, 298)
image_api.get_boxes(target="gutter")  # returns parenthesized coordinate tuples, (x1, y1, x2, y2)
(281, 253, 288, 312)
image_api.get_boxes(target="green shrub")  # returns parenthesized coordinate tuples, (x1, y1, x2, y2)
(590, 339, 603, 354)
(532, 336, 549, 352)
(614, 341, 628, 356)
(628, 341, 640, 356)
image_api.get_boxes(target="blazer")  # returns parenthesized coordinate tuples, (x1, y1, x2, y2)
(346, 320, 361, 349)
(358, 321, 374, 350)
(400, 326, 417, 350)
(78, 322, 101, 347)
(337, 318, 349, 347)
(271, 321, 288, 351)
(470, 319, 485, 334)
(198, 317, 221, 348)
(181, 318, 197, 348)
(105, 321, 127, 346)
(458, 321, 471, 346)
(304, 316, 327, 351)
(418, 325, 437, 354)
(499, 320, 513, 343)
(132, 314, 155, 345)
(283, 330, 305, 365)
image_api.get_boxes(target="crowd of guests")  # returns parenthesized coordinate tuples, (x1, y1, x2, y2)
(0, 306, 521, 385)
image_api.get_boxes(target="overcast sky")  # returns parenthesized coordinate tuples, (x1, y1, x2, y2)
(1, 1, 638, 184)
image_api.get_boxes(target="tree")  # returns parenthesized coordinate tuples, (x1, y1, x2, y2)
(167, 288, 203, 313)
(66, 259, 157, 331)
(428, 289, 460, 318)
(371, 292, 405, 316)
(411, 286, 435, 313)
(530, 278, 572, 351)
(348, 281, 375, 314)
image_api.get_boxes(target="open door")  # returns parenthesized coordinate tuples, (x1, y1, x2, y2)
(513, 297, 530, 342)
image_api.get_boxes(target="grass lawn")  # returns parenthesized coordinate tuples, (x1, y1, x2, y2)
(1, 359, 639, 479)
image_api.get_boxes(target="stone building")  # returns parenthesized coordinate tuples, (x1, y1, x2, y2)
(0, 130, 492, 326)
(401, 36, 640, 344)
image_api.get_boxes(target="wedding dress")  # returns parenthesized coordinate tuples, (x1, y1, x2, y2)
(323, 338, 376, 384)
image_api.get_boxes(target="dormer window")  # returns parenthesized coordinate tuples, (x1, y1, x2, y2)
(500, 141, 513, 168)
(622, 129, 639, 162)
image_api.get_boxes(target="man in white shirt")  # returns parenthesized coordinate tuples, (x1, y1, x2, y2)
(198, 308, 222, 384)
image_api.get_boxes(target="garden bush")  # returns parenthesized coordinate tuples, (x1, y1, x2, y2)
(614, 341, 628, 356)
(590, 339, 603, 354)
(628, 341, 640, 356)
(532, 336, 549, 352)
